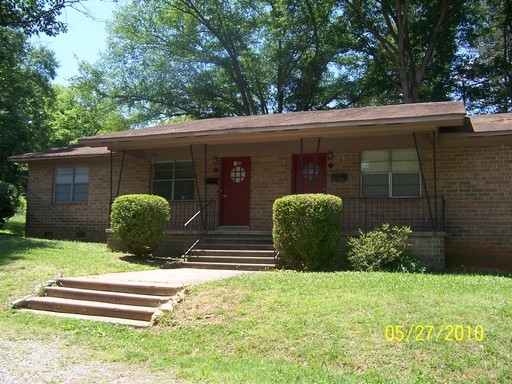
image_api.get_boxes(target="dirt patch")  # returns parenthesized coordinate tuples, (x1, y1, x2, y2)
(171, 286, 248, 326)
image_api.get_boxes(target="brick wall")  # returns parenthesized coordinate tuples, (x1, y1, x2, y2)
(251, 155, 291, 229)
(26, 153, 150, 242)
(436, 144, 512, 272)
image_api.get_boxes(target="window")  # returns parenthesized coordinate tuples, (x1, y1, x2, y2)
(152, 161, 194, 200)
(54, 166, 89, 202)
(361, 149, 420, 197)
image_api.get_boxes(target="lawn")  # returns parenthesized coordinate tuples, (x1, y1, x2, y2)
(1, 215, 511, 383)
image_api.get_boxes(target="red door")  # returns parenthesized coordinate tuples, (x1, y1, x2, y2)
(292, 153, 327, 194)
(220, 157, 251, 226)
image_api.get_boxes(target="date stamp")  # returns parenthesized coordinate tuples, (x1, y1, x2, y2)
(384, 324, 484, 342)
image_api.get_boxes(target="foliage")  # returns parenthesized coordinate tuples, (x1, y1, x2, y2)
(0, 0, 81, 37)
(110, 194, 170, 257)
(341, 0, 482, 104)
(74, 0, 490, 125)
(75, 0, 353, 124)
(0, 29, 57, 190)
(0, 181, 20, 227)
(272, 194, 342, 271)
(48, 84, 131, 146)
(0, 1, 90, 191)
(347, 223, 424, 272)
(455, 0, 512, 114)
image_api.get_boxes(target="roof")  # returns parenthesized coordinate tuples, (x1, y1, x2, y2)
(10, 102, 480, 161)
(468, 113, 512, 133)
(8, 145, 110, 163)
(78, 101, 467, 149)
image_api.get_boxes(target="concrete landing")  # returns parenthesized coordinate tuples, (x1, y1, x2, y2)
(83, 268, 251, 286)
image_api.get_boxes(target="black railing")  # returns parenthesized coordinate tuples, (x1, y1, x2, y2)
(168, 197, 444, 235)
(166, 200, 217, 231)
(342, 197, 445, 232)
(180, 200, 217, 256)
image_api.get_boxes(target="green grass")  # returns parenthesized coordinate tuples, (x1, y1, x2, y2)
(1, 223, 511, 383)
(1, 211, 26, 236)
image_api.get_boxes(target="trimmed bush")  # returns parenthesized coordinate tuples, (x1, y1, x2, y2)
(110, 194, 170, 257)
(273, 194, 343, 271)
(347, 223, 424, 273)
(0, 181, 20, 228)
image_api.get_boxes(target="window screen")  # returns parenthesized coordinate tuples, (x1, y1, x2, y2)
(361, 149, 420, 197)
(54, 166, 89, 202)
(152, 161, 194, 200)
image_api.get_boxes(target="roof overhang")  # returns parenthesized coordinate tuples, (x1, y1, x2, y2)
(8, 145, 111, 163)
(78, 102, 467, 151)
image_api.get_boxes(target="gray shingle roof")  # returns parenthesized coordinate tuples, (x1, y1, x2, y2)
(8, 145, 110, 162)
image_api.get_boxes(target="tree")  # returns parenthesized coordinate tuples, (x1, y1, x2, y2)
(456, 0, 512, 114)
(262, 0, 352, 112)
(0, 181, 20, 227)
(76, 0, 352, 124)
(49, 82, 132, 146)
(0, 0, 126, 190)
(0, 29, 58, 189)
(341, 0, 481, 103)
(0, 0, 82, 38)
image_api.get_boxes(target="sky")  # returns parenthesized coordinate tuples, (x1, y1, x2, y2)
(31, 0, 126, 85)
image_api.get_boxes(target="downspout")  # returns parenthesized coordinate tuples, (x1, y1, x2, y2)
(412, 132, 435, 231)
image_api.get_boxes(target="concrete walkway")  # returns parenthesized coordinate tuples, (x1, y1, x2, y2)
(82, 268, 252, 288)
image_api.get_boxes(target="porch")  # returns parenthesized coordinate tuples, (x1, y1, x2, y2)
(165, 196, 446, 233)
(146, 196, 446, 270)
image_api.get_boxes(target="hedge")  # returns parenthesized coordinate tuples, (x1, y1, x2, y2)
(110, 194, 170, 257)
(272, 194, 342, 271)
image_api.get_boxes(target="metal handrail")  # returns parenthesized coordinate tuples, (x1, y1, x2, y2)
(183, 200, 216, 257)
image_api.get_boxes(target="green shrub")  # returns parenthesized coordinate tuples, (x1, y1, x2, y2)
(347, 223, 424, 272)
(0, 181, 20, 228)
(272, 194, 343, 271)
(110, 194, 170, 257)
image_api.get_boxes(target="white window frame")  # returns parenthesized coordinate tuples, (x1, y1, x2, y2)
(151, 160, 195, 201)
(360, 149, 421, 198)
(54, 165, 89, 203)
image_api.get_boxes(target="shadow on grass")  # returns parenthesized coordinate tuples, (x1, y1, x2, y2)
(119, 255, 183, 269)
(430, 268, 512, 279)
(1, 213, 26, 237)
(0, 234, 57, 266)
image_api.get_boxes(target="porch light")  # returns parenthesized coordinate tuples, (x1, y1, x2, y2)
(327, 151, 333, 160)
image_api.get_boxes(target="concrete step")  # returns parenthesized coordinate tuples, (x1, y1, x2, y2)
(56, 277, 179, 296)
(201, 231, 273, 246)
(19, 309, 151, 328)
(196, 243, 275, 251)
(19, 296, 157, 322)
(191, 249, 275, 257)
(45, 286, 172, 307)
(184, 261, 276, 271)
(187, 255, 276, 265)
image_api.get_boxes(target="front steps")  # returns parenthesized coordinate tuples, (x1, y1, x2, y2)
(13, 277, 179, 327)
(185, 230, 279, 271)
